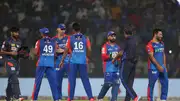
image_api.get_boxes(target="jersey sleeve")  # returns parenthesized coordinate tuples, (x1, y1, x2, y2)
(66, 36, 71, 49)
(35, 40, 40, 55)
(146, 43, 154, 54)
(101, 44, 109, 61)
(1, 40, 9, 51)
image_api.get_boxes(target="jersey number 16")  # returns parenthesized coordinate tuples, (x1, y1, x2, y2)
(74, 42, 83, 50)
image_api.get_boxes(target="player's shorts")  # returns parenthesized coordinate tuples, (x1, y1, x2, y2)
(5, 59, 20, 76)
(104, 72, 120, 84)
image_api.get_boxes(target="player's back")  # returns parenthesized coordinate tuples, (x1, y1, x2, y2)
(69, 33, 87, 64)
(37, 37, 56, 67)
(102, 43, 120, 72)
(146, 40, 164, 70)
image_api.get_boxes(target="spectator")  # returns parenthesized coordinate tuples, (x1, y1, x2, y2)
(32, 0, 44, 12)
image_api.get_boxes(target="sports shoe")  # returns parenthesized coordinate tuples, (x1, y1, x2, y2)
(161, 100, 166, 101)
(67, 98, 71, 101)
(134, 96, 141, 101)
(19, 98, 24, 101)
(5, 97, 11, 101)
(97, 99, 103, 101)
(90, 98, 95, 101)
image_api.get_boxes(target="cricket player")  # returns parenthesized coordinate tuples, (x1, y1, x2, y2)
(97, 31, 120, 101)
(53, 24, 70, 100)
(60, 22, 94, 101)
(1, 27, 24, 101)
(31, 28, 60, 101)
(146, 29, 168, 101)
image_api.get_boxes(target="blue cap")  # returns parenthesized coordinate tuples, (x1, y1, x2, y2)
(107, 31, 116, 36)
(57, 24, 66, 30)
(39, 28, 49, 34)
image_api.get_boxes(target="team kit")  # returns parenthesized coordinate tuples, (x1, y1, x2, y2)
(1, 23, 168, 101)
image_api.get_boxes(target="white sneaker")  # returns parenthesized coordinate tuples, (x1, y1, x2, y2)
(98, 99, 103, 101)
(134, 96, 141, 101)
(161, 100, 166, 101)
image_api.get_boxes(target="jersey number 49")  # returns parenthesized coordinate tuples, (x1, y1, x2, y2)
(43, 45, 53, 53)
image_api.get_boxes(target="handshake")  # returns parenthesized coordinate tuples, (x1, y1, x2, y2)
(109, 52, 118, 59)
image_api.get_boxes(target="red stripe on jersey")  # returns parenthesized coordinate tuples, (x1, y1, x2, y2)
(101, 44, 110, 61)
(66, 36, 72, 53)
(146, 40, 154, 69)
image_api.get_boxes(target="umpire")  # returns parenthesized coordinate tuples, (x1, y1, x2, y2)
(112, 29, 140, 101)
(1, 27, 24, 101)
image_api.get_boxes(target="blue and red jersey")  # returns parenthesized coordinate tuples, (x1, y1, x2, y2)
(53, 35, 70, 64)
(35, 37, 57, 67)
(66, 33, 91, 64)
(146, 40, 165, 70)
(101, 42, 120, 73)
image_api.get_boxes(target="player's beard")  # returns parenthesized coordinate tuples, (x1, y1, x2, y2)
(12, 35, 19, 40)
(110, 39, 116, 43)
(156, 37, 162, 42)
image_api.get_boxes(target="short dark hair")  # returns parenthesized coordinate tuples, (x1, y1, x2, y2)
(10, 27, 19, 32)
(72, 22, 81, 32)
(153, 28, 162, 36)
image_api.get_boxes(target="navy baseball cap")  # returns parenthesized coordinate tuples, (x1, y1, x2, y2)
(107, 31, 116, 36)
(39, 28, 49, 34)
(57, 24, 66, 30)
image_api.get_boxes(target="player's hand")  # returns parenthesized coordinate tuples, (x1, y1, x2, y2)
(162, 65, 168, 72)
(57, 48, 64, 53)
(112, 59, 115, 64)
(59, 61, 64, 68)
(157, 65, 164, 72)
(166, 68, 168, 72)
(11, 52, 18, 56)
(31, 48, 37, 55)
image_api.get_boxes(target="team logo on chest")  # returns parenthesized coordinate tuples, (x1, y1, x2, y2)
(154, 44, 164, 53)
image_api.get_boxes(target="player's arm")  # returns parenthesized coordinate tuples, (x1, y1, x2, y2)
(55, 43, 64, 53)
(112, 45, 123, 63)
(146, 44, 163, 72)
(86, 37, 95, 62)
(101, 44, 110, 61)
(32, 40, 40, 55)
(1, 41, 16, 55)
(163, 51, 167, 71)
(60, 37, 70, 63)
(61, 48, 69, 62)
(86, 37, 92, 60)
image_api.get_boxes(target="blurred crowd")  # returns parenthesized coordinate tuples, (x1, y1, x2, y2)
(0, 0, 180, 78)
